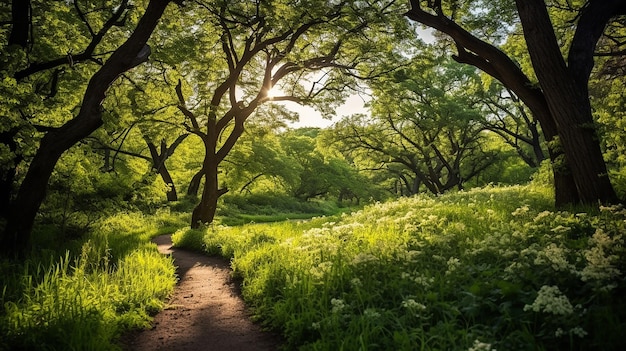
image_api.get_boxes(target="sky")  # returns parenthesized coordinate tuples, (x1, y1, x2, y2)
(284, 93, 371, 129)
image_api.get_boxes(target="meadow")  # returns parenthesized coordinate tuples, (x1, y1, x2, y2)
(1, 184, 625, 350)
(173, 185, 626, 350)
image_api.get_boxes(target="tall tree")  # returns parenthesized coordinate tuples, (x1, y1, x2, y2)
(331, 58, 495, 195)
(405, 0, 623, 206)
(514, 0, 622, 204)
(1, 0, 178, 256)
(175, 0, 413, 227)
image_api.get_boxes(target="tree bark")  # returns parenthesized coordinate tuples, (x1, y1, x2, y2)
(147, 141, 178, 201)
(0, 129, 21, 217)
(516, 0, 618, 205)
(187, 168, 203, 196)
(146, 134, 188, 201)
(190, 155, 228, 228)
(8, 0, 30, 48)
(1, 0, 172, 257)
(188, 100, 245, 226)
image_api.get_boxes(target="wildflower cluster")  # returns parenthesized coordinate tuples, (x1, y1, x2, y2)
(331, 298, 348, 313)
(468, 339, 496, 351)
(523, 285, 574, 316)
(580, 228, 623, 288)
(401, 298, 426, 311)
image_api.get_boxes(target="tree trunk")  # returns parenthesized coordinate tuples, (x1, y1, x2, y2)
(187, 167, 204, 196)
(516, 0, 618, 205)
(190, 159, 228, 228)
(189, 113, 244, 227)
(146, 137, 189, 202)
(8, 0, 30, 48)
(543, 126, 580, 206)
(0, 0, 172, 257)
(159, 167, 178, 201)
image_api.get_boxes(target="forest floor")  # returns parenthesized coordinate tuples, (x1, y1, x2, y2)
(120, 235, 283, 351)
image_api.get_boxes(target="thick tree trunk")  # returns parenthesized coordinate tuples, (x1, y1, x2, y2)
(0, 0, 172, 257)
(516, 0, 618, 205)
(8, 0, 30, 48)
(190, 159, 227, 228)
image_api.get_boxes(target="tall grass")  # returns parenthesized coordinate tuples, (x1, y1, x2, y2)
(0, 210, 183, 351)
(173, 184, 626, 350)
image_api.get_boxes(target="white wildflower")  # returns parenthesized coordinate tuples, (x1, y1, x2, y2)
(310, 261, 333, 280)
(413, 274, 434, 288)
(401, 299, 426, 311)
(351, 252, 378, 266)
(446, 257, 461, 274)
(555, 328, 565, 337)
(551, 225, 570, 234)
(511, 205, 530, 216)
(523, 285, 574, 316)
(468, 339, 496, 351)
(570, 326, 588, 338)
(331, 298, 347, 313)
(533, 210, 552, 222)
(581, 229, 622, 284)
(363, 308, 380, 319)
(533, 243, 574, 272)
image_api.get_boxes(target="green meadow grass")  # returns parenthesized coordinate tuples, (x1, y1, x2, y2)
(173, 185, 626, 350)
(0, 210, 183, 351)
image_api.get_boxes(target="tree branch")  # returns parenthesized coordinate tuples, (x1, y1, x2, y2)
(14, 0, 131, 80)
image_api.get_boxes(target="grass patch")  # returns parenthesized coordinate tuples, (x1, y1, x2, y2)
(217, 192, 348, 226)
(0, 210, 182, 351)
(174, 184, 626, 350)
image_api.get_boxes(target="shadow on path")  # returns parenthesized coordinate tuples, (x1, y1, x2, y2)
(121, 235, 282, 351)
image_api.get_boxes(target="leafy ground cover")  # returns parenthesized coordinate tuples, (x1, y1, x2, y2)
(0, 211, 183, 350)
(173, 185, 626, 350)
(217, 193, 346, 226)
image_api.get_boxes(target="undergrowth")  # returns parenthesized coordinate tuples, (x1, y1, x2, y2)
(173, 184, 626, 350)
(0, 209, 184, 351)
(217, 193, 345, 226)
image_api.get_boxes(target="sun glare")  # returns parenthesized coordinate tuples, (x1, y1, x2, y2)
(266, 85, 281, 99)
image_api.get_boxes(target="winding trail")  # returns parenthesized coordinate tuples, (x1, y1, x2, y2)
(122, 235, 282, 351)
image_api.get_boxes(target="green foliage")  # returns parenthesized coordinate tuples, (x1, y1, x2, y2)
(220, 126, 381, 205)
(180, 184, 626, 350)
(0, 211, 179, 351)
(218, 192, 342, 226)
(30, 143, 171, 248)
(593, 65, 626, 199)
(467, 134, 537, 187)
(332, 55, 499, 196)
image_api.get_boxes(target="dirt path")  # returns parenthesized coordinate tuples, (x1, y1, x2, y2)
(121, 235, 282, 351)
